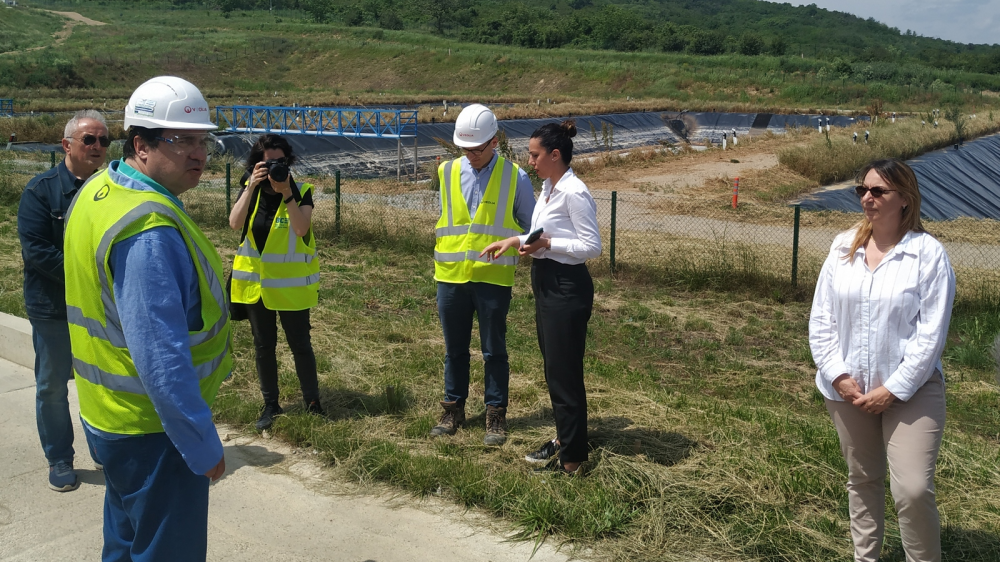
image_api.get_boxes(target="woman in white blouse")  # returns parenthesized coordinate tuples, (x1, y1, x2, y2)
(481, 120, 601, 475)
(809, 158, 955, 562)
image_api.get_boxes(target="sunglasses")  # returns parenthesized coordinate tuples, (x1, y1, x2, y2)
(854, 185, 897, 198)
(68, 134, 112, 148)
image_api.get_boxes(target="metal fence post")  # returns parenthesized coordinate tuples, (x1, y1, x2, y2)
(225, 163, 231, 216)
(792, 204, 801, 287)
(335, 170, 341, 236)
(610, 191, 618, 274)
(50, 151, 55, 168)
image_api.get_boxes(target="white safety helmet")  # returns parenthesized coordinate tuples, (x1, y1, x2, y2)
(453, 103, 498, 148)
(124, 76, 217, 131)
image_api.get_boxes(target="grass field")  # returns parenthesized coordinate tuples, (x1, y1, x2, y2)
(3, 1, 1000, 119)
(0, 168, 999, 560)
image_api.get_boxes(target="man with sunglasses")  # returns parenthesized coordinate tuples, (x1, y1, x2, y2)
(17, 109, 109, 492)
(63, 76, 230, 562)
(432, 103, 535, 446)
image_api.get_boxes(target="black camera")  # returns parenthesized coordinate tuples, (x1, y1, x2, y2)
(263, 159, 289, 183)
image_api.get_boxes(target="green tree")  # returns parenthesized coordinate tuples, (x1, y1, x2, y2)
(768, 36, 788, 56)
(301, 0, 335, 23)
(738, 32, 765, 56)
(689, 30, 726, 55)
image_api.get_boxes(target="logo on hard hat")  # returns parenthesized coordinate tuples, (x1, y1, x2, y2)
(458, 132, 474, 137)
(184, 106, 208, 113)
(184, 106, 193, 114)
(134, 99, 156, 117)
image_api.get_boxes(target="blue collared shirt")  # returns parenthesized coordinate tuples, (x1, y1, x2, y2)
(84, 160, 223, 476)
(458, 151, 535, 232)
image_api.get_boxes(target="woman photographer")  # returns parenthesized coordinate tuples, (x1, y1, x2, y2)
(481, 120, 601, 475)
(810, 158, 955, 561)
(229, 134, 323, 431)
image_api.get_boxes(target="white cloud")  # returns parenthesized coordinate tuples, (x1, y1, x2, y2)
(784, 0, 1000, 45)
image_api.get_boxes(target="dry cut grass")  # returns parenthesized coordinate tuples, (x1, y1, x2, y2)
(779, 116, 1000, 184)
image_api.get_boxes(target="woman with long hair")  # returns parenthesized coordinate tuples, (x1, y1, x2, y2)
(809, 158, 955, 561)
(481, 120, 601, 474)
(229, 134, 323, 431)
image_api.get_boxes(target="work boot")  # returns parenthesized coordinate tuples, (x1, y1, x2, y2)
(484, 405, 508, 446)
(429, 401, 465, 436)
(255, 402, 284, 431)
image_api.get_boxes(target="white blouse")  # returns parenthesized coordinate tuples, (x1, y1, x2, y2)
(518, 168, 602, 265)
(809, 229, 955, 402)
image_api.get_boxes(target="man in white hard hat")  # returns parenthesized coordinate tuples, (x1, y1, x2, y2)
(432, 103, 535, 446)
(17, 110, 109, 492)
(63, 76, 231, 561)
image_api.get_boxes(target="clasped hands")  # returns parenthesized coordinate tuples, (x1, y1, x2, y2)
(832, 374, 896, 415)
(480, 234, 550, 261)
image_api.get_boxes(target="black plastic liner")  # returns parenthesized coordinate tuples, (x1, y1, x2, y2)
(217, 110, 859, 177)
(796, 132, 1000, 220)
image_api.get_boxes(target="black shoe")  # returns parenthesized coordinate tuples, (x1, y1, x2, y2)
(531, 457, 584, 477)
(305, 399, 325, 416)
(255, 402, 284, 431)
(524, 439, 558, 465)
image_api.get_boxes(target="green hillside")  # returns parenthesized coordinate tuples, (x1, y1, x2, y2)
(2, 0, 999, 113)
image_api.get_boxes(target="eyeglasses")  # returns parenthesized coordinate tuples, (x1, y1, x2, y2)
(854, 185, 897, 198)
(155, 133, 218, 155)
(66, 134, 111, 148)
(462, 140, 494, 158)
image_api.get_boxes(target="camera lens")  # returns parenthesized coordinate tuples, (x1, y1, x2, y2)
(264, 160, 289, 182)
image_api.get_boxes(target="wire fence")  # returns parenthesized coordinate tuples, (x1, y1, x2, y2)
(6, 153, 1000, 300)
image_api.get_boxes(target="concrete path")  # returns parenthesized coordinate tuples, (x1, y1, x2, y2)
(0, 357, 578, 562)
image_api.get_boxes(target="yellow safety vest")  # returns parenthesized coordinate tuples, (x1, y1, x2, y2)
(230, 183, 319, 311)
(63, 167, 232, 435)
(434, 157, 523, 286)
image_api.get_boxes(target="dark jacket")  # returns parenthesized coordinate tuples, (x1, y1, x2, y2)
(17, 161, 84, 320)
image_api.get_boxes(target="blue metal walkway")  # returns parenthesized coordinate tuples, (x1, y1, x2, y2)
(214, 105, 417, 138)
(1, 99, 13, 117)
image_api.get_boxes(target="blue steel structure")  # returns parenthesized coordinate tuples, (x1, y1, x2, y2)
(214, 105, 417, 138)
(0, 99, 13, 117)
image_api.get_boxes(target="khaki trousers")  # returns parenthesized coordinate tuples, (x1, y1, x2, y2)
(825, 377, 945, 562)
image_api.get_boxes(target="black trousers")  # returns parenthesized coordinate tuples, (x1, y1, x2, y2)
(246, 301, 319, 406)
(531, 259, 594, 464)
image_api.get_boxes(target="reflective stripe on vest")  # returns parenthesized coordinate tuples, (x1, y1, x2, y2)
(433, 157, 522, 286)
(72, 339, 229, 395)
(230, 183, 319, 310)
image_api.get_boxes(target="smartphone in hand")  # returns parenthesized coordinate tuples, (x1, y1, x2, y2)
(525, 227, 544, 245)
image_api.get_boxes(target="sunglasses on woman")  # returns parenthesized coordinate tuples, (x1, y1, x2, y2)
(67, 134, 112, 148)
(854, 185, 896, 198)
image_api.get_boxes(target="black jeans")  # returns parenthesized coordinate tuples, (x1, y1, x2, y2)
(247, 301, 319, 406)
(531, 259, 594, 464)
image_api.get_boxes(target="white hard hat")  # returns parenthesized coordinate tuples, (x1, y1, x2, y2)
(124, 76, 217, 130)
(453, 103, 498, 148)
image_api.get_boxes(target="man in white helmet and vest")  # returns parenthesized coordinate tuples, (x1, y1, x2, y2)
(64, 76, 230, 561)
(432, 103, 535, 445)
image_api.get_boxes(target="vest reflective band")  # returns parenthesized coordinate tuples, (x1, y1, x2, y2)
(434, 157, 522, 286)
(230, 183, 319, 310)
(63, 167, 232, 435)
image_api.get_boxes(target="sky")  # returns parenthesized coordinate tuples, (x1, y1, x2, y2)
(784, 1, 1000, 46)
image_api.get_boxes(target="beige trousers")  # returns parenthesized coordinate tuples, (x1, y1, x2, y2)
(825, 377, 945, 562)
